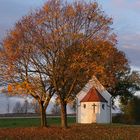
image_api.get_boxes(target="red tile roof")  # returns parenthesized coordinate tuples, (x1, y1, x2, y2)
(80, 88, 107, 102)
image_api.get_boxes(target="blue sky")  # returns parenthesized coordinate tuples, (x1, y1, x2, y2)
(0, 0, 140, 70)
(97, 0, 140, 70)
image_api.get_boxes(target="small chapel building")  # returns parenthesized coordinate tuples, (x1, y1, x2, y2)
(76, 76, 112, 124)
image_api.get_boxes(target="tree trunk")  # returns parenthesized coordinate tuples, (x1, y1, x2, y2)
(40, 101, 47, 127)
(60, 101, 67, 128)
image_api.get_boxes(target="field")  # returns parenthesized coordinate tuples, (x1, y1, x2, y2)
(0, 118, 140, 140)
(0, 117, 75, 128)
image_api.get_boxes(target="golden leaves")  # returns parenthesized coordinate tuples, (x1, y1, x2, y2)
(7, 81, 35, 95)
(20, 81, 36, 93)
(11, 30, 21, 40)
(43, 4, 50, 13)
(7, 84, 13, 92)
(65, 5, 76, 17)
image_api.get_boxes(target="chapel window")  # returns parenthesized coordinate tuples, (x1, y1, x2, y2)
(102, 104, 105, 110)
(83, 104, 86, 108)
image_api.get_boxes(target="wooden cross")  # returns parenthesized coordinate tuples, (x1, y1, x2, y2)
(92, 103, 97, 113)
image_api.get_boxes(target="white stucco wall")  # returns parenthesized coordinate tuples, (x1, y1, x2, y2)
(97, 102, 108, 123)
(76, 76, 112, 124)
(76, 85, 91, 123)
(80, 102, 99, 123)
(79, 102, 110, 124)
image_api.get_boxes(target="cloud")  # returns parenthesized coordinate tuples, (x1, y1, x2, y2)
(115, 31, 140, 70)
(118, 42, 140, 69)
(120, 33, 140, 42)
(124, 48, 140, 69)
(121, 44, 140, 52)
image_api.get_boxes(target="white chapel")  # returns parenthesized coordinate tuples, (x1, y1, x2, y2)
(76, 76, 112, 124)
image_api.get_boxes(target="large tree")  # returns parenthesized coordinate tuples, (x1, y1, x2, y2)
(0, 16, 55, 127)
(0, 0, 129, 128)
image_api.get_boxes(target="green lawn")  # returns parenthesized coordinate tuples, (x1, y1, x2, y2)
(0, 117, 76, 128)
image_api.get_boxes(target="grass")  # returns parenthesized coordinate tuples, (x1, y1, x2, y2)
(0, 117, 76, 128)
(0, 118, 140, 140)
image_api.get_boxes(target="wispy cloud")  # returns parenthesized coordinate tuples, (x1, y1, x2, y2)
(117, 33, 140, 68)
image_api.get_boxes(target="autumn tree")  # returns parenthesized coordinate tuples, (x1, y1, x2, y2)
(0, 0, 129, 128)
(28, 0, 128, 128)
(0, 47, 7, 87)
(0, 16, 55, 127)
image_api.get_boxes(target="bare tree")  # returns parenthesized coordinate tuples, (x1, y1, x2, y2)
(21, 99, 30, 114)
(6, 97, 10, 113)
(31, 100, 40, 114)
(12, 102, 23, 113)
(51, 100, 61, 115)
(0, 19, 55, 127)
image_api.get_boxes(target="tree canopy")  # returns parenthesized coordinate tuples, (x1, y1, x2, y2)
(0, 0, 135, 128)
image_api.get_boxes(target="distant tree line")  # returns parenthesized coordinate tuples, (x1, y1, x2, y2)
(12, 100, 40, 114)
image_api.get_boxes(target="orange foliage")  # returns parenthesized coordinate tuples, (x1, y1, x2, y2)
(7, 81, 35, 95)
(7, 84, 13, 92)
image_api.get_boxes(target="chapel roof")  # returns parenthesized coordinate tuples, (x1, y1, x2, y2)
(80, 88, 107, 103)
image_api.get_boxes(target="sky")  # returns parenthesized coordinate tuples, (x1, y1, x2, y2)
(0, 0, 140, 70)
(0, 0, 140, 113)
(97, 0, 140, 71)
